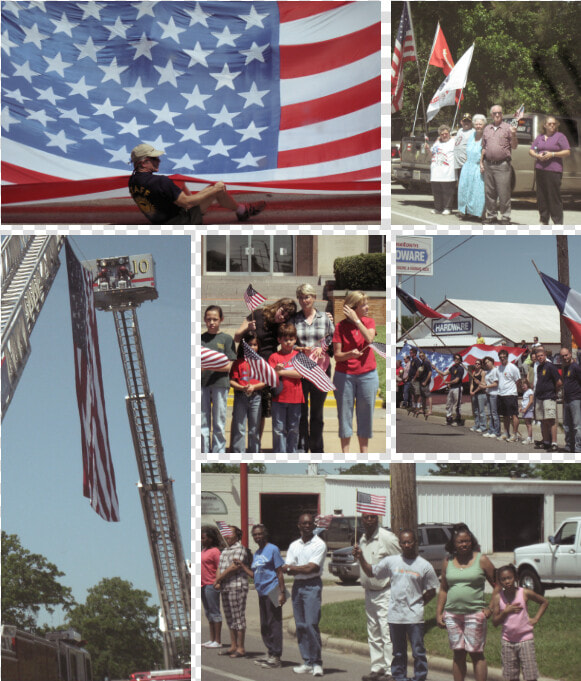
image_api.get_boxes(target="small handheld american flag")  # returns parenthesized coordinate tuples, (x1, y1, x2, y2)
(243, 340, 279, 388)
(291, 352, 336, 393)
(368, 341, 387, 359)
(217, 521, 234, 537)
(201, 347, 231, 371)
(320, 334, 334, 354)
(356, 491, 386, 515)
(244, 284, 267, 313)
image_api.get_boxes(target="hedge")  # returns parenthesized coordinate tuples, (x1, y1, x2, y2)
(333, 253, 386, 291)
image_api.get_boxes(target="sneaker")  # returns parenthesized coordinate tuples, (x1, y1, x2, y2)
(361, 671, 387, 681)
(237, 201, 266, 221)
(534, 439, 547, 449)
(496, 435, 505, 440)
(202, 640, 214, 647)
(255, 654, 271, 665)
(551, 443, 559, 451)
(261, 656, 282, 668)
(508, 435, 517, 442)
(206, 641, 222, 648)
(430, 209, 441, 214)
(499, 218, 511, 225)
(522, 437, 533, 445)
(442, 209, 451, 215)
(293, 665, 314, 674)
(312, 665, 323, 677)
(451, 421, 458, 427)
(470, 426, 477, 432)
(500, 432, 509, 440)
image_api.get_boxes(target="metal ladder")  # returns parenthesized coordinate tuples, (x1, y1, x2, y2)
(1, 236, 64, 418)
(112, 306, 190, 667)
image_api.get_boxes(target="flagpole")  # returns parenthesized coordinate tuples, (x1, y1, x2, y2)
(354, 489, 358, 547)
(451, 88, 463, 130)
(412, 22, 439, 137)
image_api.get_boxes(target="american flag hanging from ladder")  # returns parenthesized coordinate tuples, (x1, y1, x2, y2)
(243, 284, 267, 313)
(65, 240, 120, 522)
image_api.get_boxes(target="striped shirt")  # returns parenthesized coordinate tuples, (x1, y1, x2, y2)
(292, 309, 335, 351)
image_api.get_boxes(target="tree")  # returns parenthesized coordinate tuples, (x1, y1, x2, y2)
(1, 531, 75, 630)
(66, 577, 163, 680)
(201, 463, 266, 474)
(533, 463, 581, 480)
(429, 463, 536, 478)
(338, 463, 390, 475)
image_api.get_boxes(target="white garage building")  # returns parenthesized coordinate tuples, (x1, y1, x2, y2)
(201, 472, 581, 553)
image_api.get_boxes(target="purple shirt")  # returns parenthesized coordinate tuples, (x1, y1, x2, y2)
(531, 132, 570, 173)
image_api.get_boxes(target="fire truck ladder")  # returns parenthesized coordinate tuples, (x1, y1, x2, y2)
(1, 236, 64, 419)
(112, 305, 190, 668)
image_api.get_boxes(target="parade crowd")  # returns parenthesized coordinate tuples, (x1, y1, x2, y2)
(202, 516, 549, 681)
(202, 286, 381, 454)
(397, 339, 581, 453)
(427, 107, 571, 225)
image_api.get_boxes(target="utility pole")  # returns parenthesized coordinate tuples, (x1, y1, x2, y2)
(390, 464, 417, 534)
(556, 236, 571, 349)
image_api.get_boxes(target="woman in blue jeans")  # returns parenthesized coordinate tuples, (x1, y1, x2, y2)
(468, 360, 488, 432)
(332, 291, 379, 453)
(480, 356, 500, 438)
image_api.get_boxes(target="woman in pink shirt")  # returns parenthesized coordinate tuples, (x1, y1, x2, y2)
(202, 527, 223, 648)
(332, 290, 379, 453)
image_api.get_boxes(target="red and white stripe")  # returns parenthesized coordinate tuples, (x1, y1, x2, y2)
(201, 347, 231, 371)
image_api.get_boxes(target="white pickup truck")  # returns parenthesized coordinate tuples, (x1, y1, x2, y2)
(514, 516, 581, 594)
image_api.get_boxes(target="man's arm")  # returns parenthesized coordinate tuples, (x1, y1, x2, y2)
(175, 182, 225, 209)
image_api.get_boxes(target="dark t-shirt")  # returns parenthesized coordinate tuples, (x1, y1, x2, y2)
(535, 361, 561, 400)
(407, 356, 421, 381)
(416, 359, 432, 384)
(449, 363, 465, 387)
(247, 309, 279, 360)
(128, 171, 182, 224)
(563, 361, 581, 402)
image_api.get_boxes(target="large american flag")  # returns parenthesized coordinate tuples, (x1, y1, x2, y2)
(290, 351, 335, 393)
(65, 240, 119, 522)
(391, 1, 416, 114)
(243, 339, 278, 388)
(1, 1, 380, 205)
(356, 490, 386, 515)
(243, 284, 266, 312)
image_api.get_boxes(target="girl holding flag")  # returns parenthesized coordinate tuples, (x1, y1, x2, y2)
(333, 291, 380, 453)
(292, 284, 335, 453)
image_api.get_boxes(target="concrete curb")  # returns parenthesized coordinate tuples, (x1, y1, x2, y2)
(286, 619, 560, 681)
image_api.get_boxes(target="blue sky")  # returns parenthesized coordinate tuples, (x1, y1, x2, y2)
(1, 235, 190, 626)
(397, 235, 581, 306)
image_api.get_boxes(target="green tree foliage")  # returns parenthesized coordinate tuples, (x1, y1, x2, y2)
(201, 463, 266, 474)
(392, 1, 581, 136)
(533, 463, 581, 480)
(1, 531, 75, 630)
(66, 577, 163, 679)
(429, 463, 536, 478)
(338, 463, 390, 475)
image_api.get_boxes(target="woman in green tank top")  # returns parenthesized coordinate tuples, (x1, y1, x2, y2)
(436, 524, 497, 681)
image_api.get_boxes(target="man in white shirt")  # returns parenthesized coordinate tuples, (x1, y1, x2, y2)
(283, 513, 327, 677)
(496, 349, 521, 440)
(358, 514, 400, 681)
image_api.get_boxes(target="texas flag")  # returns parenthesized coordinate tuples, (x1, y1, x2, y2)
(540, 272, 581, 347)
(396, 287, 461, 320)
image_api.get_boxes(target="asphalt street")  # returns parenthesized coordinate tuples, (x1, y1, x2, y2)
(390, 183, 581, 225)
(395, 408, 569, 453)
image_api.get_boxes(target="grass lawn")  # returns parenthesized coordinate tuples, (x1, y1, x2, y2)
(375, 325, 386, 407)
(320, 596, 581, 681)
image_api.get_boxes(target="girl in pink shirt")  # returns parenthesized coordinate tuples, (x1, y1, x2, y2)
(491, 564, 548, 681)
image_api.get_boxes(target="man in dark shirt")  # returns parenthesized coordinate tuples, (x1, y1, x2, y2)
(480, 105, 518, 225)
(534, 346, 562, 451)
(435, 354, 465, 426)
(128, 143, 265, 224)
(559, 347, 581, 453)
(406, 347, 421, 413)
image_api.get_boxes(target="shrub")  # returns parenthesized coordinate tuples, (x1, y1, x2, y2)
(333, 253, 386, 290)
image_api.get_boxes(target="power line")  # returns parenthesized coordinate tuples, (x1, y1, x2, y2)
(399, 236, 475, 287)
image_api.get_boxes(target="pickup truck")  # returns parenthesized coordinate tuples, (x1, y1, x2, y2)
(514, 516, 581, 595)
(393, 113, 581, 194)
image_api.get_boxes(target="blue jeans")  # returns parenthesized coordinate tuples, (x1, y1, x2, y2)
(563, 399, 581, 452)
(201, 584, 222, 623)
(271, 402, 301, 453)
(402, 382, 411, 407)
(389, 622, 428, 681)
(292, 578, 322, 667)
(334, 369, 379, 438)
(487, 393, 500, 436)
(201, 385, 229, 453)
(472, 393, 487, 430)
(231, 391, 262, 453)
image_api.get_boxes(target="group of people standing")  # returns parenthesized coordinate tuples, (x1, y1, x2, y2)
(201, 287, 381, 454)
(397, 343, 581, 452)
(428, 107, 571, 224)
(203, 518, 549, 681)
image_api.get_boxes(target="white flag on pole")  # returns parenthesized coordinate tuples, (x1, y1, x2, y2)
(427, 44, 475, 122)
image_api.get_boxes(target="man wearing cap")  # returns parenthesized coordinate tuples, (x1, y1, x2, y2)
(128, 143, 265, 224)
(454, 114, 473, 182)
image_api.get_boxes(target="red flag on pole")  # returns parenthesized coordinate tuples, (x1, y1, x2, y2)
(429, 24, 455, 75)
(65, 240, 119, 522)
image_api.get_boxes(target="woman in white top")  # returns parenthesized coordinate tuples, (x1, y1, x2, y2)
(426, 124, 456, 215)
